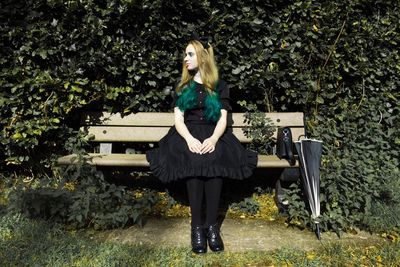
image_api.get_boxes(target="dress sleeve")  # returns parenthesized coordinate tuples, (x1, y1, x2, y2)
(172, 90, 178, 107)
(218, 80, 232, 111)
(171, 80, 181, 107)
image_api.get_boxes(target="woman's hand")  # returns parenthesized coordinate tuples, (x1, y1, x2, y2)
(201, 137, 218, 154)
(198, 110, 227, 154)
(186, 137, 203, 154)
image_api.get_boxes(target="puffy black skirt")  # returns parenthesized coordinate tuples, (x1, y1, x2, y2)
(146, 122, 258, 183)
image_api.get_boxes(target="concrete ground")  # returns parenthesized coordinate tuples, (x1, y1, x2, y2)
(97, 217, 383, 252)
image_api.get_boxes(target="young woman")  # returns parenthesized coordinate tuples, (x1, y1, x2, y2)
(146, 34, 257, 253)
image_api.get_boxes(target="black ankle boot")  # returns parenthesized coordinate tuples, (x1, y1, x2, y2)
(191, 226, 207, 254)
(206, 223, 224, 252)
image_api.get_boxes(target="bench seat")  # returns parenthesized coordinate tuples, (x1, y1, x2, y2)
(57, 153, 299, 168)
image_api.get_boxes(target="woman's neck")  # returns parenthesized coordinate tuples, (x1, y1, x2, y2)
(193, 71, 202, 84)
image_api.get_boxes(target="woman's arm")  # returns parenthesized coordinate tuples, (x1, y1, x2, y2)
(201, 109, 228, 154)
(174, 107, 203, 154)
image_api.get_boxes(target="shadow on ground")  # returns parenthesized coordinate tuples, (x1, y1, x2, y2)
(96, 216, 385, 252)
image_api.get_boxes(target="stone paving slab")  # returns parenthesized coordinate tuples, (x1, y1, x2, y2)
(97, 217, 383, 252)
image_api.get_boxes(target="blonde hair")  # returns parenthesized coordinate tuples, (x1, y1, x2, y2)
(176, 40, 219, 93)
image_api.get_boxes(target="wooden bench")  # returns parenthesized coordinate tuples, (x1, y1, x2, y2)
(57, 112, 305, 168)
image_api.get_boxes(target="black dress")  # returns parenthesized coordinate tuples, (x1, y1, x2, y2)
(146, 80, 258, 183)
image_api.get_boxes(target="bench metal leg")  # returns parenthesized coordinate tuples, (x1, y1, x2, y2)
(99, 143, 112, 154)
(275, 168, 300, 215)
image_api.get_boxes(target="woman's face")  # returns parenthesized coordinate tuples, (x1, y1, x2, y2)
(184, 44, 198, 70)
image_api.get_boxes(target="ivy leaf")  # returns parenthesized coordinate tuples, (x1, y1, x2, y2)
(147, 81, 157, 87)
(71, 85, 82, 93)
(253, 18, 263, 25)
(12, 133, 23, 140)
(232, 67, 242, 75)
(38, 50, 47, 59)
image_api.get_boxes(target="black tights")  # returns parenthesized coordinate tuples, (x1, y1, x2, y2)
(186, 177, 223, 227)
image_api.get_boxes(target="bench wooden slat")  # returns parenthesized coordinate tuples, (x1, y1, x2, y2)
(81, 112, 304, 127)
(82, 126, 305, 143)
(57, 153, 298, 168)
(82, 112, 175, 127)
(234, 113, 304, 127)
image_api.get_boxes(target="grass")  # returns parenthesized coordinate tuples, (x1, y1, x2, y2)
(1, 177, 399, 266)
(1, 212, 399, 267)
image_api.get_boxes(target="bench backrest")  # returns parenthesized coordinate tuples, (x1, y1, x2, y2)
(80, 112, 305, 143)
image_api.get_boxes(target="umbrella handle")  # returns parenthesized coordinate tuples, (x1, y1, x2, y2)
(297, 134, 307, 141)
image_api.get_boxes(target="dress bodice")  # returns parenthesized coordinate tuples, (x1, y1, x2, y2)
(174, 80, 231, 124)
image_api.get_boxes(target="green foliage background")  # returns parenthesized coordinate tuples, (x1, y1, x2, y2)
(1, 0, 399, 232)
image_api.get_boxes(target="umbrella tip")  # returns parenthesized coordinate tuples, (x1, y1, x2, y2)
(315, 223, 321, 240)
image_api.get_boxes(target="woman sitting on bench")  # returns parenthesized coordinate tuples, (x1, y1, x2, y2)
(146, 33, 257, 254)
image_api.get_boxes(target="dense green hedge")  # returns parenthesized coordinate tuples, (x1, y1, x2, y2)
(1, 0, 399, 233)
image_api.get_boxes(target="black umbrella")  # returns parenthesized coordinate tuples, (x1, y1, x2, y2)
(294, 139, 323, 240)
